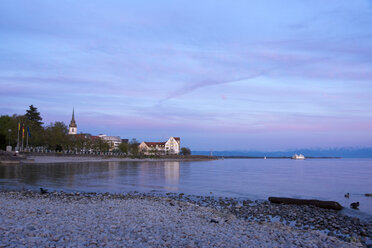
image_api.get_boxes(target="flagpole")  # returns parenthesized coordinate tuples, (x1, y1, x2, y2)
(20, 132, 22, 152)
(17, 122, 20, 151)
(26, 128, 29, 150)
(22, 125, 25, 152)
(27, 127, 32, 152)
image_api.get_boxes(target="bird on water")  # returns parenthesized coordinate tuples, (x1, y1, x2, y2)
(40, 188, 48, 194)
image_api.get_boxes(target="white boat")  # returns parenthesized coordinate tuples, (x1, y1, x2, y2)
(291, 154, 305, 160)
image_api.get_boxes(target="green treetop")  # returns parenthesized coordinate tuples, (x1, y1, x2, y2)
(25, 105, 43, 126)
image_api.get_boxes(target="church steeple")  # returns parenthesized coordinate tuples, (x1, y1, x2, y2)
(68, 108, 77, 135)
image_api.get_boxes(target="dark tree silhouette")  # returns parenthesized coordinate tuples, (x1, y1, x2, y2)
(129, 138, 140, 156)
(181, 147, 191, 155)
(25, 105, 43, 126)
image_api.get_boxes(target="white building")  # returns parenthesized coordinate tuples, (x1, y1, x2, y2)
(139, 137, 180, 155)
(99, 134, 122, 151)
(165, 137, 180, 154)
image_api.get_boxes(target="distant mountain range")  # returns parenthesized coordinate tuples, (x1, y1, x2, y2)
(192, 147, 372, 158)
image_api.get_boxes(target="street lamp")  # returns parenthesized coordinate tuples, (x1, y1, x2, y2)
(8, 129, 11, 146)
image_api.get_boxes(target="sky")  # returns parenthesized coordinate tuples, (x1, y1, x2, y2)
(1, 0, 372, 150)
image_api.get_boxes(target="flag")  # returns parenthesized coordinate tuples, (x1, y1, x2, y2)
(27, 127, 31, 138)
(22, 125, 25, 138)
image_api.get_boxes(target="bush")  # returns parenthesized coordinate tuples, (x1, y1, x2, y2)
(181, 147, 191, 155)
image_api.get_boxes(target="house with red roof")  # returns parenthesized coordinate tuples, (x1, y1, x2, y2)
(139, 137, 180, 155)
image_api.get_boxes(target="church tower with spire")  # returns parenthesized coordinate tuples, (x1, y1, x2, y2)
(68, 108, 77, 135)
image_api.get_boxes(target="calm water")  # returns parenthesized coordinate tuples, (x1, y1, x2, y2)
(1, 158, 371, 216)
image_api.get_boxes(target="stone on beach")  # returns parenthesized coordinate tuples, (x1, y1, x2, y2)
(0, 191, 364, 248)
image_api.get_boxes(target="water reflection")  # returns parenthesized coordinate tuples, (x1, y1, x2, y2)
(0, 159, 371, 216)
(164, 162, 180, 185)
(137, 162, 180, 191)
(0, 161, 180, 193)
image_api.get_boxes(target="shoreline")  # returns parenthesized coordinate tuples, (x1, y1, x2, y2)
(0, 190, 368, 247)
(0, 190, 370, 247)
(1, 151, 217, 164)
(7, 155, 342, 165)
(21, 155, 214, 164)
(0, 153, 352, 165)
(0, 151, 346, 165)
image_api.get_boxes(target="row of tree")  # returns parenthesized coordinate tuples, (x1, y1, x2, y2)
(0, 105, 138, 154)
(0, 105, 191, 156)
(0, 105, 45, 149)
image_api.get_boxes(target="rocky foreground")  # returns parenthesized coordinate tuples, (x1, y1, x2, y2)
(164, 193, 371, 243)
(0, 191, 368, 247)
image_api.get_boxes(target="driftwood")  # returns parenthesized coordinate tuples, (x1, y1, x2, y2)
(268, 197, 343, 210)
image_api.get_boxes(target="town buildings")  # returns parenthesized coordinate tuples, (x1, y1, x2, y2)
(139, 137, 180, 155)
(98, 134, 122, 150)
(68, 109, 181, 154)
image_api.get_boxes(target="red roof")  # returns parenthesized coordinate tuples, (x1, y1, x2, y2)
(144, 142, 166, 147)
(174, 137, 180, 141)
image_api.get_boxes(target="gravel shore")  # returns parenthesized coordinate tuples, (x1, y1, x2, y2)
(0, 191, 367, 247)
(162, 193, 372, 244)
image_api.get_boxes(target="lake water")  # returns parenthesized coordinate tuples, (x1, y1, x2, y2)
(1, 158, 371, 217)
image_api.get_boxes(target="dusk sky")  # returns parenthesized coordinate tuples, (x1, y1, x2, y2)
(1, 1, 372, 150)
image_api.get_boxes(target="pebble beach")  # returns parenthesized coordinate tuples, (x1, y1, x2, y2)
(0, 191, 369, 247)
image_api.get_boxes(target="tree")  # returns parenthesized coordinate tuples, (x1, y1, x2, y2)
(0, 115, 21, 149)
(25, 105, 43, 126)
(73, 134, 90, 152)
(0, 134, 6, 150)
(99, 140, 110, 152)
(118, 142, 129, 154)
(91, 138, 110, 152)
(23, 105, 45, 147)
(44, 122, 69, 151)
(128, 138, 140, 156)
(0, 115, 14, 149)
(181, 147, 191, 155)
